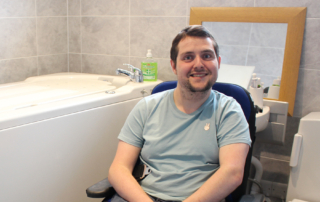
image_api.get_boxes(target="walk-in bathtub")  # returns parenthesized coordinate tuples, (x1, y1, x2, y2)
(0, 73, 161, 202)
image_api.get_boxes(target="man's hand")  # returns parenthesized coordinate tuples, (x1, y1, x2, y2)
(108, 140, 153, 202)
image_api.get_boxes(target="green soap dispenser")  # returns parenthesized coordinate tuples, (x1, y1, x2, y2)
(141, 49, 158, 81)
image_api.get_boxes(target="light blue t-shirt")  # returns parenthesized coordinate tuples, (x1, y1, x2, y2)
(118, 89, 251, 201)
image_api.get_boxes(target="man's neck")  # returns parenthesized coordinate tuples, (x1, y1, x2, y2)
(173, 86, 211, 114)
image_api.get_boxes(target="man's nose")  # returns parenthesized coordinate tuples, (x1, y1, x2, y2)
(193, 55, 204, 69)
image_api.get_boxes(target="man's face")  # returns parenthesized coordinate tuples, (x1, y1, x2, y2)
(171, 36, 221, 93)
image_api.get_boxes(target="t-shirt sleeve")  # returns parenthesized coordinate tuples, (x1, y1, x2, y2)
(216, 97, 252, 148)
(118, 99, 147, 148)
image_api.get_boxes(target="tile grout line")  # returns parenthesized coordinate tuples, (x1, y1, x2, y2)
(80, 0, 83, 73)
(67, 0, 70, 72)
(35, 0, 39, 76)
(129, 0, 131, 64)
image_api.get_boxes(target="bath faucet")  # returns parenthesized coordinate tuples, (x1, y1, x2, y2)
(116, 64, 143, 82)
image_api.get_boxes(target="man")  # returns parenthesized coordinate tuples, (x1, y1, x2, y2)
(108, 25, 251, 202)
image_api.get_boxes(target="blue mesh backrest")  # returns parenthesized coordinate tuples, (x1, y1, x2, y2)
(152, 81, 251, 121)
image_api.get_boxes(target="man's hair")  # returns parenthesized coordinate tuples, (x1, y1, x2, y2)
(170, 25, 219, 66)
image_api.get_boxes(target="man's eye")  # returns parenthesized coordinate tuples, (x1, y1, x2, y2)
(183, 56, 193, 60)
(203, 54, 213, 59)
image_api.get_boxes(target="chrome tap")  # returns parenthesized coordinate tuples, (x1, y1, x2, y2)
(116, 64, 143, 82)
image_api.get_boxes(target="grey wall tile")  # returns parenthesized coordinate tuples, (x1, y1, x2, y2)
(204, 22, 251, 46)
(0, 0, 35, 17)
(250, 23, 287, 48)
(68, 0, 80, 16)
(130, 17, 187, 58)
(37, 17, 68, 55)
(130, 0, 187, 16)
(0, 18, 37, 59)
(188, 0, 254, 15)
(130, 57, 177, 81)
(82, 17, 129, 55)
(219, 45, 248, 66)
(36, 0, 67, 16)
(81, 0, 129, 15)
(247, 47, 284, 76)
(69, 53, 81, 72)
(69, 17, 81, 53)
(0, 57, 38, 84)
(38, 54, 68, 75)
(82, 54, 129, 75)
(259, 157, 290, 183)
(300, 19, 320, 68)
(293, 68, 320, 117)
(255, 0, 320, 18)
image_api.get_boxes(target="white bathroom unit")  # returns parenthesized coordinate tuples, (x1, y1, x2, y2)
(287, 112, 320, 202)
(0, 73, 161, 202)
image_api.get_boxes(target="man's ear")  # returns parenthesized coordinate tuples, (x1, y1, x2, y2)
(170, 60, 177, 75)
(218, 56, 221, 69)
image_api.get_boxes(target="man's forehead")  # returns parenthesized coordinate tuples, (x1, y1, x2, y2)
(177, 36, 215, 53)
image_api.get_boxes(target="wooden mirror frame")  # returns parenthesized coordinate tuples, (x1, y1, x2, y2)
(190, 7, 306, 116)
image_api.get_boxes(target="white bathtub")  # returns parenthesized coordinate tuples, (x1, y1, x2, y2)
(0, 73, 162, 202)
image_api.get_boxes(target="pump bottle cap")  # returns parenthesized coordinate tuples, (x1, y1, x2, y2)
(273, 76, 281, 86)
(146, 49, 152, 58)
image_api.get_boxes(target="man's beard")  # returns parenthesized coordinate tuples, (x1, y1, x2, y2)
(184, 79, 213, 93)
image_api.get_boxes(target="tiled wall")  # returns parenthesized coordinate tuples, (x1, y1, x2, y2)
(1, 0, 320, 198)
(0, 0, 68, 84)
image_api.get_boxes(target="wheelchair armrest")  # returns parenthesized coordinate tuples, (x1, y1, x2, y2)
(86, 178, 115, 198)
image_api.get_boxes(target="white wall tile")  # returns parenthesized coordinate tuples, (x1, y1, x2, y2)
(68, 0, 81, 16)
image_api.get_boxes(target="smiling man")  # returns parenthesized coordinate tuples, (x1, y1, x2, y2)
(108, 25, 251, 202)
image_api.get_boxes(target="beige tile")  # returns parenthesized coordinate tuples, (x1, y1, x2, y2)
(37, 17, 68, 55)
(255, 0, 320, 18)
(188, 0, 254, 15)
(130, 57, 176, 81)
(130, 0, 187, 16)
(82, 54, 129, 75)
(69, 17, 81, 53)
(293, 68, 320, 117)
(82, 17, 129, 55)
(81, 0, 129, 15)
(68, 0, 80, 16)
(38, 54, 68, 75)
(0, 57, 38, 84)
(36, 0, 67, 16)
(130, 17, 187, 58)
(300, 19, 320, 67)
(0, 18, 37, 59)
(69, 53, 81, 72)
(0, 0, 35, 17)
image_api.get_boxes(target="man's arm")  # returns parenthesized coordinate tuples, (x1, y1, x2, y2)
(108, 140, 153, 202)
(184, 143, 249, 202)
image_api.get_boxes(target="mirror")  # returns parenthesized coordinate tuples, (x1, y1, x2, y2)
(203, 21, 287, 88)
(190, 7, 306, 116)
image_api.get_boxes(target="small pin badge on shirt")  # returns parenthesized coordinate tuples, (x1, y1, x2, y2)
(204, 123, 210, 131)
